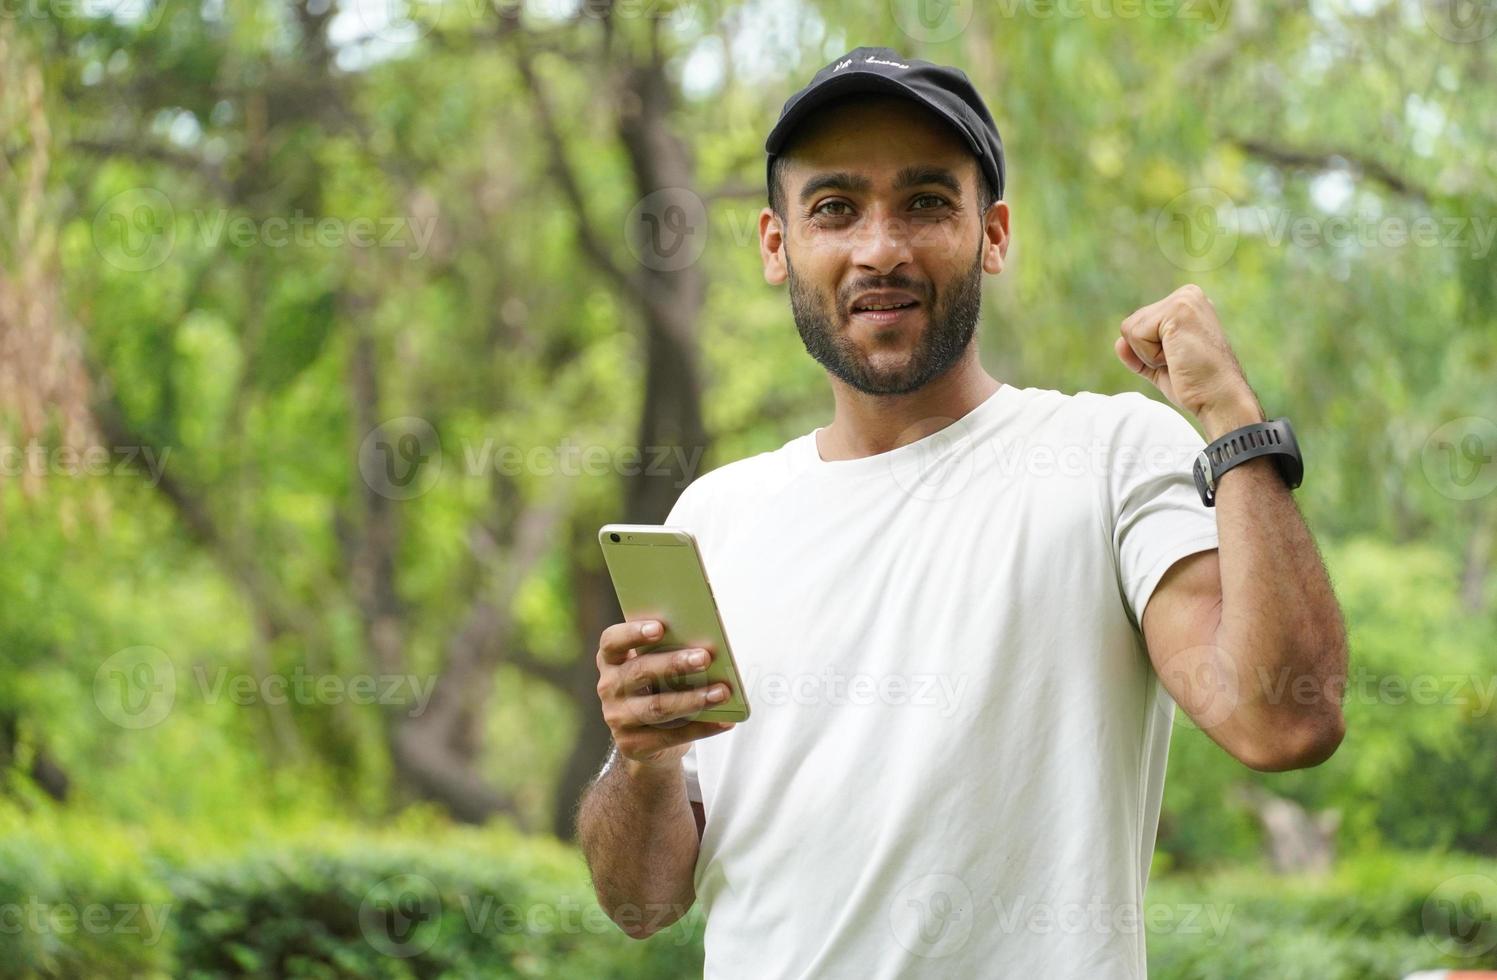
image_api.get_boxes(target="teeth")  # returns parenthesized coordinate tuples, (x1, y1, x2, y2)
(857, 302, 912, 311)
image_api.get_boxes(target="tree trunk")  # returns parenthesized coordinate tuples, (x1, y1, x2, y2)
(1234, 784, 1340, 875)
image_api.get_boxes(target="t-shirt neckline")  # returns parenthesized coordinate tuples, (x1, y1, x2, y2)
(798, 382, 1022, 480)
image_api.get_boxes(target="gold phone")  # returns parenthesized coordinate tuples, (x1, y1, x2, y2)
(598, 524, 751, 724)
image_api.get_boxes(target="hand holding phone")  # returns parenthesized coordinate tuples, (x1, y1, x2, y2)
(593, 619, 737, 771)
(595, 524, 750, 767)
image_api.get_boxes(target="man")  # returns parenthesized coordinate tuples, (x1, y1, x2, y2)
(577, 46, 1347, 978)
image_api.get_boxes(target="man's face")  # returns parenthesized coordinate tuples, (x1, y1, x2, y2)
(762, 96, 1008, 396)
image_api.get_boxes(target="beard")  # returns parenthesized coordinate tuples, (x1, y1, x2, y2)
(787, 237, 985, 396)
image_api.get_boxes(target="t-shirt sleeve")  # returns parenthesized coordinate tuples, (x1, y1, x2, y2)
(681, 743, 702, 804)
(1105, 393, 1221, 632)
(665, 481, 707, 805)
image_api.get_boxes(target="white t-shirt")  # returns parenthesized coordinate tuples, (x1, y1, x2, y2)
(667, 383, 1219, 979)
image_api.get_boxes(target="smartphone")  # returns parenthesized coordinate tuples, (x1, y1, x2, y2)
(597, 524, 751, 724)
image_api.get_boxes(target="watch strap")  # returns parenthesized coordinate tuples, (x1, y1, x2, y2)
(1194, 417, 1303, 507)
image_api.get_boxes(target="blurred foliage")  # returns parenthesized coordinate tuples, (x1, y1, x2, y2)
(1160, 536, 1497, 870)
(1, 798, 1494, 978)
(0, 802, 706, 978)
(1148, 851, 1497, 978)
(0, 0, 1494, 973)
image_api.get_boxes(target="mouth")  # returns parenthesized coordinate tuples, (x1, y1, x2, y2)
(848, 291, 923, 327)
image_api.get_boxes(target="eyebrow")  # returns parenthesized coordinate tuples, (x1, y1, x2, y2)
(797, 165, 965, 205)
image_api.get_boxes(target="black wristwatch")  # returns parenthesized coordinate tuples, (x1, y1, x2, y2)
(1192, 417, 1303, 507)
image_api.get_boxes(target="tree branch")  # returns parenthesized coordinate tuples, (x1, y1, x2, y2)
(1231, 136, 1431, 203)
(509, 40, 644, 306)
(91, 392, 317, 641)
(70, 137, 231, 197)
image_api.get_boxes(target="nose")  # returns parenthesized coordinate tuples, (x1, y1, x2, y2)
(848, 207, 914, 277)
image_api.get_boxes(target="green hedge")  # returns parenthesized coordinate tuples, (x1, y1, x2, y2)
(165, 838, 705, 979)
(0, 828, 172, 977)
(0, 814, 704, 979)
(0, 808, 1493, 979)
(1146, 851, 1497, 979)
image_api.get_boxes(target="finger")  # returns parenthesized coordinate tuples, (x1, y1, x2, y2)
(1115, 336, 1147, 375)
(597, 619, 666, 666)
(1121, 316, 1166, 369)
(614, 681, 733, 729)
(622, 646, 714, 694)
(660, 720, 737, 742)
(621, 720, 738, 760)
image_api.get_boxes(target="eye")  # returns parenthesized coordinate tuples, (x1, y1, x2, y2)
(812, 199, 853, 218)
(911, 193, 951, 210)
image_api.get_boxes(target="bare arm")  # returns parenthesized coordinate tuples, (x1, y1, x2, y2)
(1143, 393, 1348, 770)
(577, 619, 734, 939)
(1119, 285, 1348, 771)
(576, 749, 701, 939)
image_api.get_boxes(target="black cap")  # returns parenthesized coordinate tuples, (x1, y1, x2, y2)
(766, 46, 1006, 204)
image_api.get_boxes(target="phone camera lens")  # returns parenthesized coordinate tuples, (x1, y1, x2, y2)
(609, 533, 621, 543)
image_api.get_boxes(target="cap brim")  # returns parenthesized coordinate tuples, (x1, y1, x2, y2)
(764, 70, 983, 161)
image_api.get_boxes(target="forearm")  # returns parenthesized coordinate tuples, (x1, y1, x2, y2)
(1202, 394, 1348, 767)
(576, 747, 700, 939)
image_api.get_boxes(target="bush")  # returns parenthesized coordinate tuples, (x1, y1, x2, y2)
(1146, 850, 1497, 979)
(3, 804, 1494, 980)
(0, 807, 704, 979)
(0, 817, 173, 978)
(165, 829, 705, 979)
(1158, 536, 1497, 870)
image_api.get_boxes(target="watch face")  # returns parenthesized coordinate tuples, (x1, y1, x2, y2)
(1192, 451, 1214, 505)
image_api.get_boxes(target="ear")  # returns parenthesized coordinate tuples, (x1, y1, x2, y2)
(759, 207, 787, 285)
(982, 200, 1011, 276)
